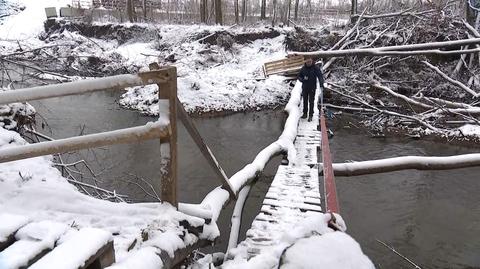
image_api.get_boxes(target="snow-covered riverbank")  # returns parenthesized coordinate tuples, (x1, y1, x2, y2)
(0, 0, 300, 114)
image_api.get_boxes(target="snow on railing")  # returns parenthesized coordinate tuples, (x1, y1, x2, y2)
(0, 70, 173, 163)
(0, 71, 170, 105)
(0, 120, 170, 163)
(0, 67, 178, 207)
(331, 153, 480, 176)
(180, 80, 303, 243)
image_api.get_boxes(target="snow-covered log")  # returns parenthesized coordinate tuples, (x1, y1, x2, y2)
(225, 184, 252, 255)
(326, 85, 440, 131)
(0, 72, 168, 105)
(463, 19, 480, 38)
(292, 47, 480, 58)
(0, 121, 169, 163)
(371, 82, 432, 110)
(329, 153, 480, 176)
(372, 82, 480, 115)
(412, 95, 474, 109)
(289, 38, 480, 58)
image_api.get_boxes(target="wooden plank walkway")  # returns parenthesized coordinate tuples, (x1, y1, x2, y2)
(0, 215, 115, 269)
(234, 84, 323, 259)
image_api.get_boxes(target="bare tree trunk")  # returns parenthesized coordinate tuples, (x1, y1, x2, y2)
(286, 0, 291, 26)
(201, 0, 207, 23)
(241, 0, 247, 22)
(260, 0, 266, 19)
(272, 0, 277, 26)
(351, 0, 358, 16)
(126, 0, 134, 22)
(167, 0, 170, 21)
(235, 0, 239, 23)
(294, 0, 299, 20)
(143, 0, 147, 21)
(215, 0, 223, 24)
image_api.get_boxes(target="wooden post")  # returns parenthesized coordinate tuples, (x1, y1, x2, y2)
(151, 64, 178, 207)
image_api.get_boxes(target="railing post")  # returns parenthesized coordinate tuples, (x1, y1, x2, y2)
(151, 63, 178, 207)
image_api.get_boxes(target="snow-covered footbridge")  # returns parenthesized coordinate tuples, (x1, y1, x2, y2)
(0, 66, 364, 269)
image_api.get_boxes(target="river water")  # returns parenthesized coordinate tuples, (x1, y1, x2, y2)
(25, 91, 480, 268)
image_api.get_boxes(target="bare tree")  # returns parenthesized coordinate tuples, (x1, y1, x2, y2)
(272, 0, 277, 26)
(235, 0, 240, 23)
(215, 0, 223, 24)
(287, 0, 292, 25)
(201, 0, 208, 23)
(294, 0, 299, 20)
(351, 0, 358, 15)
(126, 0, 135, 22)
(261, 0, 267, 19)
(142, 0, 147, 21)
(241, 0, 247, 22)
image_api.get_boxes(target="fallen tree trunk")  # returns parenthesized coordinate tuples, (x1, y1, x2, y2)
(324, 153, 480, 176)
(463, 19, 480, 38)
(371, 82, 432, 110)
(291, 47, 480, 58)
(422, 60, 480, 97)
(372, 82, 480, 116)
(289, 38, 480, 57)
(412, 95, 473, 109)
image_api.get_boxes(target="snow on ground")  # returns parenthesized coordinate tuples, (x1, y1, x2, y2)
(1, 0, 294, 114)
(119, 27, 292, 114)
(280, 232, 375, 269)
(191, 212, 374, 269)
(0, 87, 36, 130)
(0, 0, 71, 41)
(457, 124, 480, 138)
(0, 125, 212, 263)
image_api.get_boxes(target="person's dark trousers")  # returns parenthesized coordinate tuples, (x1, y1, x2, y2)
(302, 87, 316, 117)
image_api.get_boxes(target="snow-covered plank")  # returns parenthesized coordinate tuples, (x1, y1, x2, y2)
(228, 82, 324, 261)
(1, 221, 68, 269)
(106, 247, 163, 269)
(262, 198, 322, 212)
(0, 214, 29, 251)
(29, 228, 114, 269)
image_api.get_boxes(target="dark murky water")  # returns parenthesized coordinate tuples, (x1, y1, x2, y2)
(330, 118, 480, 269)
(29, 90, 283, 253)
(21, 91, 480, 269)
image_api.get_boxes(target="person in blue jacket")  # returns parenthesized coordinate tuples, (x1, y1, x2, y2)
(297, 56, 324, 122)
